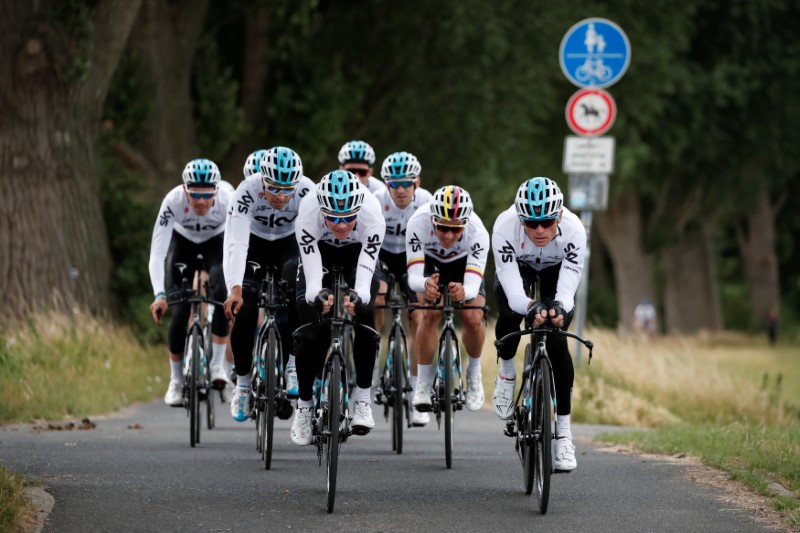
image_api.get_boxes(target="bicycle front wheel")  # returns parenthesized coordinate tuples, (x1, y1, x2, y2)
(188, 327, 202, 447)
(391, 325, 405, 455)
(263, 328, 279, 470)
(533, 356, 553, 514)
(443, 329, 456, 469)
(522, 344, 534, 495)
(325, 355, 342, 513)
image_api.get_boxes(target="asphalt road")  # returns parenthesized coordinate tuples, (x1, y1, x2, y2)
(0, 398, 775, 532)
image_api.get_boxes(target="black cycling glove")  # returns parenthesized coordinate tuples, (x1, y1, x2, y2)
(314, 288, 333, 313)
(525, 301, 547, 326)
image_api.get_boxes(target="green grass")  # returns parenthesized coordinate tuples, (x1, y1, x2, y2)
(0, 465, 31, 533)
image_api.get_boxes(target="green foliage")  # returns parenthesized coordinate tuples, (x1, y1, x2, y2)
(103, 51, 154, 143)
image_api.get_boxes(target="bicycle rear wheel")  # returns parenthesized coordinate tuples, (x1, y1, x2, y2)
(205, 354, 215, 430)
(391, 325, 405, 455)
(443, 329, 456, 469)
(188, 327, 202, 447)
(263, 328, 279, 470)
(533, 357, 553, 514)
(522, 344, 535, 495)
(325, 355, 342, 513)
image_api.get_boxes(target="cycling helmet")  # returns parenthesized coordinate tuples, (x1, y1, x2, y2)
(182, 159, 221, 188)
(430, 185, 473, 224)
(515, 177, 563, 220)
(243, 149, 269, 179)
(259, 146, 303, 187)
(381, 151, 422, 182)
(337, 140, 376, 165)
(317, 170, 366, 214)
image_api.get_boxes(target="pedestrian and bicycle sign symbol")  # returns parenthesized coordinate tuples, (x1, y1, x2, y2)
(566, 87, 616, 136)
(560, 18, 630, 88)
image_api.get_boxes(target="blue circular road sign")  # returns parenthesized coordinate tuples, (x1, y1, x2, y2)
(560, 18, 631, 88)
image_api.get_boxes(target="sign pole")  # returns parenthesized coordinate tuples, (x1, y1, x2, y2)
(572, 210, 592, 365)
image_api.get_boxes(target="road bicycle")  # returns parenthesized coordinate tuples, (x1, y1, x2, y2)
(251, 266, 293, 470)
(167, 255, 223, 447)
(374, 273, 412, 454)
(293, 266, 380, 513)
(495, 325, 593, 514)
(412, 288, 484, 469)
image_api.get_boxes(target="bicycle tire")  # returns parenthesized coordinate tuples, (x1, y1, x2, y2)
(254, 331, 265, 454)
(325, 354, 342, 513)
(534, 356, 553, 514)
(522, 343, 535, 495)
(443, 329, 455, 469)
(264, 328, 279, 470)
(189, 327, 201, 447)
(391, 324, 404, 455)
(206, 355, 215, 430)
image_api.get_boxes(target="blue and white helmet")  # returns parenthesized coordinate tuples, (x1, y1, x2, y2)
(338, 140, 376, 165)
(243, 149, 269, 179)
(182, 159, 221, 188)
(381, 151, 421, 181)
(515, 177, 563, 220)
(317, 170, 366, 214)
(259, 146, 303, 187)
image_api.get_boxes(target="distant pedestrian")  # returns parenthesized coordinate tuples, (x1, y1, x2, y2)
(633, 298, 657, 337)
(766, 307, 779, 346)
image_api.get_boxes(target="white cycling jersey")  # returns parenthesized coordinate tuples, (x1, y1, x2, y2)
(405, 204, 490, 301)
(224, 175, 315, 291)
(295, 189, 386, 304)
(373, 186, 432, 254)
(492, 206, 586, 314)
(365, 176, 385, 194)
(148, 182, 234, 296)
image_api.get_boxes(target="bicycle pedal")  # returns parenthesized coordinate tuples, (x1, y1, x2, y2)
(503, 422, 517, 438)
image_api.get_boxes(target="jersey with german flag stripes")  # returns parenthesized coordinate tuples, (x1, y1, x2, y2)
(405, 203, 489, 301)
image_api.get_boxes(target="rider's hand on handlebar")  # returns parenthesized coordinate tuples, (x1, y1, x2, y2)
(448, 282, 465, 304)
(525, 301, 547, 327)
(547, 300, 567, 328)
(224, 286, 243, 321)
(344, 289, 363, 316)
(150, 297, 168, 324)
(424, 273, 441, 303)
(315, 289, 334, 314)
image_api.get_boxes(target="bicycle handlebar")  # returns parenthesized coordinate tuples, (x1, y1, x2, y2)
(494, 326, 594, 363)
(292, 317, 381, 343)
(167, 288, 223, 308)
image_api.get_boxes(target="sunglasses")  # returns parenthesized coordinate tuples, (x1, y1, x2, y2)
(325, 213, 358, 224)
(522, 218, 557, 229)
(265, 184, 296, 196)
(387, 180, 416, 189)
(187, 190, 216, 201)
(346, 168, 370, 177)
(433, 223, 465, 235)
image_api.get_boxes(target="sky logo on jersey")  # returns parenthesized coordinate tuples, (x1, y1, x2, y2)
(364, 234, 380, 260)
(299, 228, 316, 255)
(564, 242, 579, 264)
(409, 233, 422, 253)
(254, 213, 298, 228)
(237, 191, 255, 214)
(159, 207, 174, 227)
(470, 242, 484, 260)
(386, 223, 405, 237)
(498, 241, 515, 263)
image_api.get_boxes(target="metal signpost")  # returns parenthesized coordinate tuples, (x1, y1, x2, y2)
(559, 18, 629, 364)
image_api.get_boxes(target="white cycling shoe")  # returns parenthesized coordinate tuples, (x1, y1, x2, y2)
(492, 374, 516, 420)
(230, 386, 251, 422)
(290, 406, 313, 446)
(164, 379, 183, 407)
(554, 438, 577, 471)
(410, 403, 430, 426)
(351, 401, 375, 435)
(412, 382, 433, 412)
(210, 363, 231, 389)
(465, 373, 485, 411)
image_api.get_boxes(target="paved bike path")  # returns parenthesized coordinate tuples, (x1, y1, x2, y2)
(0, 399, 775, 532)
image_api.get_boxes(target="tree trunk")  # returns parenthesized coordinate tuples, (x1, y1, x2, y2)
(0, 0, 143, 316)
(594, 189, 656, 332)
(126, 0, 210, 197)
(736, 188, 781, 328)
(661, 219, 723, 333)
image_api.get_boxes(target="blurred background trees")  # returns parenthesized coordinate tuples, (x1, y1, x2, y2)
(2, 0, 798, 339)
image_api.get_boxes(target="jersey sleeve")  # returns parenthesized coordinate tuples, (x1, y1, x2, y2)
(492, 210, 531, 315)
(354, 195, 385, 303)
(148, 190, 179, 296)
(463, 214, 489, 301)
(405, 208, 428, 294)
(554, 214, 587, 312)
(224, 182, 255, 292)
(295, 194, 324, 303)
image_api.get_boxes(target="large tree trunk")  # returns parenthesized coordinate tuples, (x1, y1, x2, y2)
(0, 0, 143, 316)
(594, 189, 656, 332)
(125, 0, 210, 197)
(661, 219, 723, 333)
(736, 188, 781, 328)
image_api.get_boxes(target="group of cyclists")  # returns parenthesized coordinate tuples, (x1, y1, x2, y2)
(148, 140, 587, 471)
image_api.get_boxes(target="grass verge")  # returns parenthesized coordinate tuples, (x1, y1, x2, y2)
(0, 465, 32, 533)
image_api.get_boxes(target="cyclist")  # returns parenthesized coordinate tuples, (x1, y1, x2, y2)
(406, 185, 490, 414)
(148, 158, 234, 406)
(373, 151, 432, 426)
(490, 177, 586, 471)
(223, 147, 315, 422)
(338, 140, 385, 193)
(290, 170, 386, 445)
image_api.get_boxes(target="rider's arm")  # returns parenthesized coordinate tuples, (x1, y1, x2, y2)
(463, 213, 490, 301)
(225, 181, 256, 293)
(553, 209, 587, 313)
(295, 194, 324, 303)
(404, 207, 428, 294)
(148, 188, 181, 298)
(492, 208, 533, 315)
(353, 194, 386, 304)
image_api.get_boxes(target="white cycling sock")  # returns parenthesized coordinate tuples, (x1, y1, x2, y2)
(236, 374, 250, 389)
(297, 399, 313, 409)
(410, 374, 418, 391)
(211, 343, 226, 366)
(417, 364, 434, 386)
(557, 415, 572, 440)
(500, 358, 516, 380)
(170, 360, 183, 383)
(354, 386, 371, 403)
(286, 354, 296, 369)
(467, 356, 481, 377)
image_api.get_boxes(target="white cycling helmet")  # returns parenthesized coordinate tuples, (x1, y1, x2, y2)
(381, 151, 421, 181)
(182, 159, 221, 188)
(317, 170, 366, 214)
(259, 146, 303, 187)
(430, 185, 473, 224)
(337, 140, 376, 165)
(515, 177, 563, 220)
(243, 149, 269, 179)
